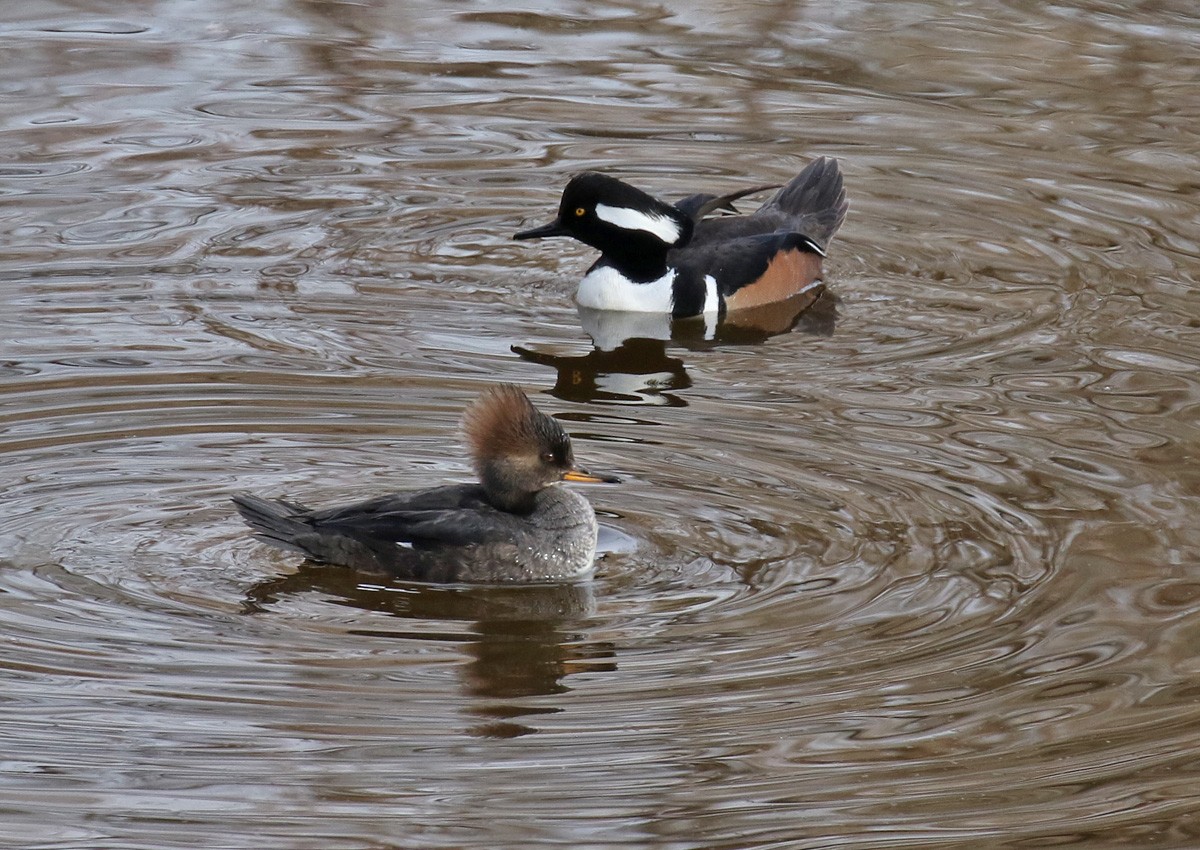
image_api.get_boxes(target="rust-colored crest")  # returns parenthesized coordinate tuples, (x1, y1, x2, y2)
(461, 384, 563, 470)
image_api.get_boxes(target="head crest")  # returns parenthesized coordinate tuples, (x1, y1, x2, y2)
(461, 385, 567, 473)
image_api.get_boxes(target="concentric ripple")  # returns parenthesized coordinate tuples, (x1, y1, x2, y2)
(3, 1, 1200, 848)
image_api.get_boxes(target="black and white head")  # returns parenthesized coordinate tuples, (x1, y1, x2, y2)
(461, 385, 617, 513)
(514, 173, 694, 264)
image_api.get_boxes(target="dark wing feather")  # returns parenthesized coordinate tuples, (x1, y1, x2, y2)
(327, 508, 526, 549)
(674, 184, 781, 222)
(305, 484, 523, 547)
(308, 484, 488, 521)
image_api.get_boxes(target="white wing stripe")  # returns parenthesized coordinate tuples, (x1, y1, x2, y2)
(702, 274, 719, 314)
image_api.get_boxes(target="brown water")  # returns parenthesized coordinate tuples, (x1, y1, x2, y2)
(2, 1, 1199, 847)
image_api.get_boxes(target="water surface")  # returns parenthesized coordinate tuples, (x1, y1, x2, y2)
(2, 1, 1199, 847)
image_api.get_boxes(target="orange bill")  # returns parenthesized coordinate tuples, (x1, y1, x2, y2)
(563, 467, 621, 484)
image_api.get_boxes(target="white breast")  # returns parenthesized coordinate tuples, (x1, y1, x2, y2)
(576, 266, 676, 313)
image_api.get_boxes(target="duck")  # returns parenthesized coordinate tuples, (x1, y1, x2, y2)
(232, 385, 618, 583)
(514, 156, 847, 318)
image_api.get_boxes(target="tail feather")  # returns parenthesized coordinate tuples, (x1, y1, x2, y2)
(760, 156, 848, 248)
(232, 492, 402, 573)
(231, 493, 317, 558)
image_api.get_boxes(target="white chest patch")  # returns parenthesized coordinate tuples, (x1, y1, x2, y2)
(576, 266, 676, 313)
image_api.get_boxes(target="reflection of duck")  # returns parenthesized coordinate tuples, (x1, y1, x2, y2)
(513, 289, 838, 405)
(233, 385, 619, 582)
(241, 562, 616, 729)
(514, 157, 847, 319)
(241, 561, 598, 623)
(513, 337, 691, 406)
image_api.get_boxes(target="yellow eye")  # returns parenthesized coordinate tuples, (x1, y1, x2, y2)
(574, 207, 586, 217)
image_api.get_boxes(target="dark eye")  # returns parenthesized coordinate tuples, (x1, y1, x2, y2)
(543, 452, 557, 463)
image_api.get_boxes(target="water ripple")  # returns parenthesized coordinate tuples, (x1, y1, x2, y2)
(2, 1, 1200, 847)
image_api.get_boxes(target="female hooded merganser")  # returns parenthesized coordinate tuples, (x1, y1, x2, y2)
(232, 385, 618, 583)
(514, 156, 848, 318)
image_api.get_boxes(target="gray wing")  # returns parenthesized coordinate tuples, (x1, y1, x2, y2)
(307, 485, 525, 547)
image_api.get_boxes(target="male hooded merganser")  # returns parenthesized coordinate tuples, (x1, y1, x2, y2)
(514, 156, 848, 318)
(232, 385, 618, 583)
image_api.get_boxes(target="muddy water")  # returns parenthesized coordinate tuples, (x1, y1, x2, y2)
(2, 1, 1199, 847)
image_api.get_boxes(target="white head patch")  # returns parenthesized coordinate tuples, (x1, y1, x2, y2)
(594, 203, 683, 245)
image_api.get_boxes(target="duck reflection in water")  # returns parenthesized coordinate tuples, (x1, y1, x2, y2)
(513, 287, 837, 406)
(241, 563, 616, 737)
